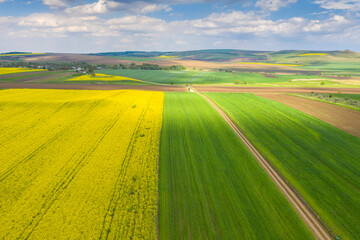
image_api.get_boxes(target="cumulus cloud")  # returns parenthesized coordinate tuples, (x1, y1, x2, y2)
(314, 0, 360, 10)
(303, 15, 349, 32)
(42, 0, 68, 8)
(255, 0, 297, 11)
(64, 0, 171, 15)
(9, 10, 353, 39)
(0, 5, 358, 52)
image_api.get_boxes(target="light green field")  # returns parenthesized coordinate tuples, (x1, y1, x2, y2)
(100, 69, 335, 86)
(159, 92, 315, 239)
(206, 93, 360, 240)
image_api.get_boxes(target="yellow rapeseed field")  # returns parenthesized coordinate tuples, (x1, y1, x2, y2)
(237, 62, 302, 66)
(0, 89, 163, 239)
(68, 73, 142, 82)
(0, 67, 46, 75)
(299, 53, 327, 56)
(156, 55, 179, 59)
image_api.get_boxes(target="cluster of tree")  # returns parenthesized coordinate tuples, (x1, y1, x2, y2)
(0, 60, 186, 72)
(0, 61, 93, 71)
(109, 63, 186, 71)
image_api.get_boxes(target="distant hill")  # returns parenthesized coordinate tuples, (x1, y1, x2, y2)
(91, 49, 359, 63)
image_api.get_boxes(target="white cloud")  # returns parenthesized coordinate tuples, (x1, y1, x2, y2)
(42, 0, 68, 8)
(0, 7, 359, 52)
(107, 16, 168, 32)
(65, 0, 171, 15)
(314, 0, 360, 10)
(303, 15, 349, 32)
(256, 0, 297, 11)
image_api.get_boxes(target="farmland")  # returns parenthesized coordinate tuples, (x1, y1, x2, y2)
(66, 73, 146, 85)
(0, 67, 46, 75)
(100, 69, 339, 86)
(0, 89, 163, 239)
(206, 93, 360, 239)
(293, 93, 360, 111)
(159, 92, 314, 239)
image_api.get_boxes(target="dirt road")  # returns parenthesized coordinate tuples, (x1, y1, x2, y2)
(192, 88, 333, 240)
(195, 86, 360, 94)
(256, 93, 360, 138)
(0, 82, 185, 92)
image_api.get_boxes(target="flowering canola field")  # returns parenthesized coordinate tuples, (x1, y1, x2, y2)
(0, 89, 163, 239)
(68, 73, 142, 82)
(0, 67, 46, 75)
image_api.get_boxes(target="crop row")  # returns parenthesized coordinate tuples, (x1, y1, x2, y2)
(0, 89, 163, 239)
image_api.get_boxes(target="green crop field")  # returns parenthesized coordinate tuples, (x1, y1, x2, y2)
(332, 94, 360, 100)
(159, 92, 314, 240)
(100, 69, 335, 86)
(206, 93, 360, 239)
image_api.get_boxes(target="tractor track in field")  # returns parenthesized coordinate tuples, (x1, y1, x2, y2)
(191, 87, 333, 240)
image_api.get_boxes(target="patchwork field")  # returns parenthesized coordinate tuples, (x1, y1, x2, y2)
(159, 92, 314, 239)
(206, 93, 360, 239)
(0, 89, 163, 239)
(100, 69, 338, 86)
(257, 93, 360, 137)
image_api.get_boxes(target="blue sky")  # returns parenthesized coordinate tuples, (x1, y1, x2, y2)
(0, 0, 359, 53)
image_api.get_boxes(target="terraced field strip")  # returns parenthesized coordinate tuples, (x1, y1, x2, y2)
(205, 93, 360, 240)
(0, 89, 163, 239)
(159, 92, 315, 239)
(191, 88, 332, 240)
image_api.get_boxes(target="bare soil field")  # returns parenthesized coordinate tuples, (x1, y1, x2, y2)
(24, 54, 132, 65)
(0, 71, 48, 79)
(0, 82, 185, 92)
(256, 93, 360, 137)
(195, 86, 360, 94)
(14, 72, 75, 82)
(261, 73, 278, 78)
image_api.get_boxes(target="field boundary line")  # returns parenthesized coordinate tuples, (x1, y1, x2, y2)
(191, 87, 333, 240)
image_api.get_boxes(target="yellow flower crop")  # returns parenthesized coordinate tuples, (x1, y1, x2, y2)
(237, 62, 302, 66)
(0, 89, 163, 239)
(156, 55, 179, 58)
(0, 67, 47, 75)
(68, 73, 142, 82)
(299, 53, 327, 56)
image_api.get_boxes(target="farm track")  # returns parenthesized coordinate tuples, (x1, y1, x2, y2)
(192, 87, 333, 240)
(256, 93, 360, 138)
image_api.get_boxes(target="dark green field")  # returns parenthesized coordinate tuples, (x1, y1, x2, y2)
(159, 92, 315, 239)
(206, 93, 360, 239)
